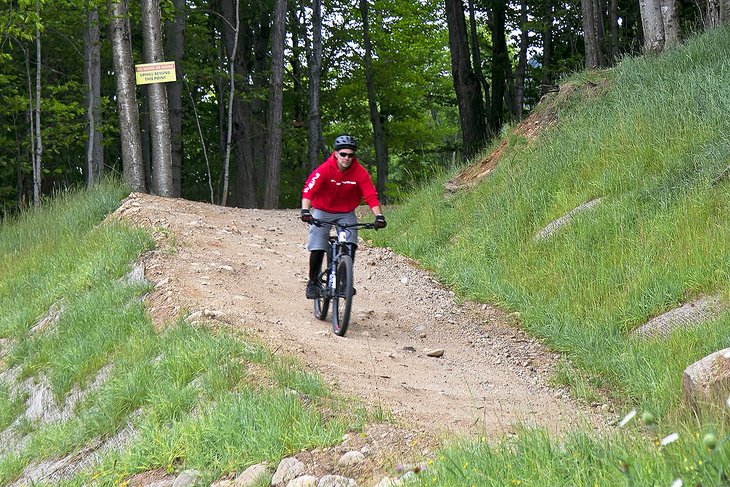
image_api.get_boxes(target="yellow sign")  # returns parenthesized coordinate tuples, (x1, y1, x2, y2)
(135, 61, 177, 85)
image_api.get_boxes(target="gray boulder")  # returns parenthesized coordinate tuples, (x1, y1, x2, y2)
(682, 347, 730, 411)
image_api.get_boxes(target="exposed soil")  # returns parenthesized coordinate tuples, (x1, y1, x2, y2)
(112, 192, 609, 482)
(445, 80, 610, 192)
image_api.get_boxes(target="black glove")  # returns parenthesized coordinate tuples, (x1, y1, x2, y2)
(374, 214, 387, 229)
(301, 208, 313, 223)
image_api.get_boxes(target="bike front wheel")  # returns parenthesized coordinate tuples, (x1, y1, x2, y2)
(313, 264, 330, 321)
(332, 255, 354, 336)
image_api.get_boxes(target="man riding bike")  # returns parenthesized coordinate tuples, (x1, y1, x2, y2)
(300, 134, 386, 299)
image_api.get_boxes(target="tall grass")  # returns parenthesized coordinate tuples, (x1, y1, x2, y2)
(374, 27, 730, 484)
(0, 181, 356, 486)
(414, 423, 730, 486)
(376, 27, 730, 419)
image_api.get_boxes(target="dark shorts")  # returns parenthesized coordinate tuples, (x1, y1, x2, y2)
(307, 209, 358, 251)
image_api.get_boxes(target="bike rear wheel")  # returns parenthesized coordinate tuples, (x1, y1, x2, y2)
(313, 263, 330, 321)
(332, 255, 354, 336)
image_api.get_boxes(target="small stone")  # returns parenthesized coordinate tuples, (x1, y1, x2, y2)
(173, 469, 202, 487)
(318, 475, 357, 487)
(425, 348, 445, 358)
(233, 463, 269, 486)
(286, 475, 318, 487)
(272, 457, 305, 486)
(337, 451, 366, 467)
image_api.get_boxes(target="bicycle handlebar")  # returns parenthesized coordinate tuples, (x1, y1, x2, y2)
(310, 218, 377, 230)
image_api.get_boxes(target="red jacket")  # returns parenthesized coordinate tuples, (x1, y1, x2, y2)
(302, 153, 381, 213)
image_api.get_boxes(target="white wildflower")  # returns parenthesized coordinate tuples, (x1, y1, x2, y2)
(726, 393, 730, 409)
(619, 409, 637, 427)
(670, 479, 682, 487)
(660, 433, 679, 447)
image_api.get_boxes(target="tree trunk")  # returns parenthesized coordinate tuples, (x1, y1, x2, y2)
(490, 0, 508, 133)
(706, 0, 721, 27)
(722, 0, 730, 24)
(165, 0, 185, 197)
(513, 0, 529, 119)
(581, 0, 602, 67)
(360, 0, 388, 202)
(110, 0, 145, 192)
(467, 0, 490, 136)
(85, 5, 103, 186)
(638, 0, 666, 52)
(264, 0, 286, 209)
(660, 0, 679, 47)
(445, 0, 488, 160)
(541, 0, 554, 94)
(220, 0, 239, 207)
(24, 43, 37, 205)
(140, 89, 153, 191)
(609, 0, 618, 61)
(34, 0, 42, 207)
(141, 0, 174, 197)
(307, 0, 324, 170)
(249, 10, 272, 207)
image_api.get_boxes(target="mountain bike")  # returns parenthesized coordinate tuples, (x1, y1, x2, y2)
(310, 218, 376, 336)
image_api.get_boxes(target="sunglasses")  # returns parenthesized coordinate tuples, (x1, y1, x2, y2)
(338, 152, 356, 158)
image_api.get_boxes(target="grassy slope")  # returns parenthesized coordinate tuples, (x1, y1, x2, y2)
(377, 27, 730, 418)
(376, 27, 730, 485)
(0, 182, 357, 486)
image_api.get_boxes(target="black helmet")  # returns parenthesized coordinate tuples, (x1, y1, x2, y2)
(333, 135, 357, 151)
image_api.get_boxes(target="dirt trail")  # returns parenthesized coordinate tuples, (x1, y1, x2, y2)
(115, 193, 607, 443)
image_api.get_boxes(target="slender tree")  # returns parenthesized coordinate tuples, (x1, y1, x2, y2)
(84, 3, 103, 186)
(141, 0, 173, 196)
(468, 0, 490, 131)
(638, 0, 678, 52)
(445, 0, 488, 159)
(513, 0, 529, 119)
(110, 0, 145, 192)
(489, 0, 509, 132)
(264, 0, 286, 208)
(609, 0, 619, 61)
(220, 0, 239, 207)
(541, 0, 555, 93)
(581, 0, 603, 67)
(33, 0, 42, 207)
(307, 0, 324, 170)
(360, 0, 389, 201)
(165, 0, 185, 197)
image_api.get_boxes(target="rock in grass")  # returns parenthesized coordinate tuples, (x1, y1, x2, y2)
(233, 463, 269, 486)
(173, 469, 202, 487)
(682, 347, 730, 412)
(271, 457, 305, 486)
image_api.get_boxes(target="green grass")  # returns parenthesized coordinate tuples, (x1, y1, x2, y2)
(376, 26, 730, 420)
(414, 423, 730, 486)
(0, 181, 356, 486)
(374, 26, 730, 485)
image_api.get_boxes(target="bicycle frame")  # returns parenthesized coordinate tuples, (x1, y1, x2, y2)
(310, 218, 376, 336)
(313, 220, 366, 298)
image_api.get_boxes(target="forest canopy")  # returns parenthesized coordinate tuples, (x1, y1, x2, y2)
(0, 0, 725, 216)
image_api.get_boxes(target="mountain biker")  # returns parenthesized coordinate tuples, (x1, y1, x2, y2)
(300, 134, 386, 299)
